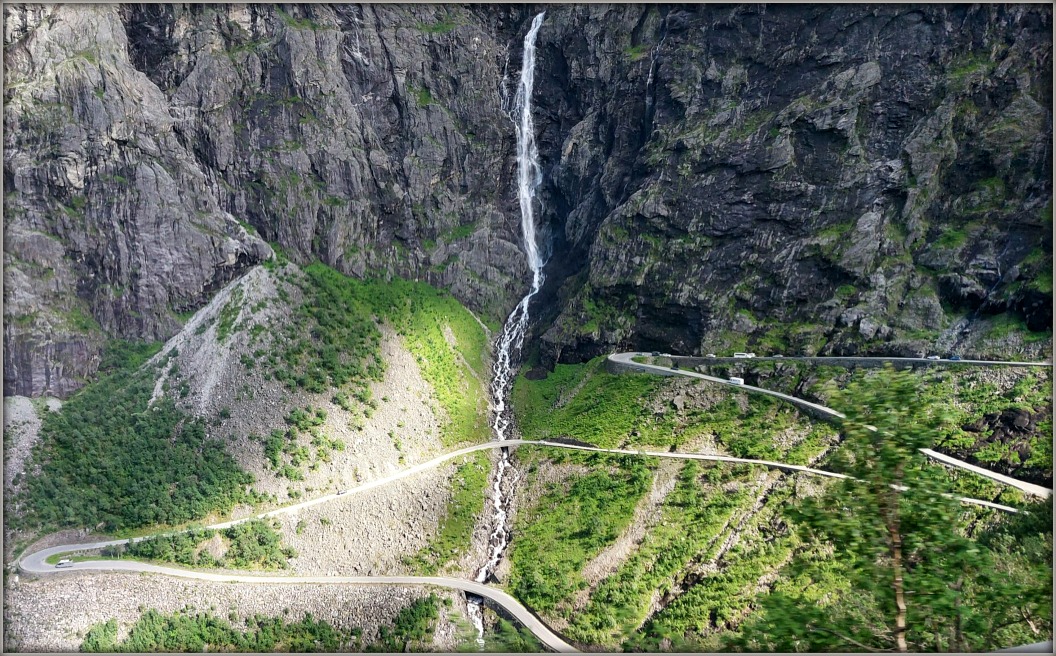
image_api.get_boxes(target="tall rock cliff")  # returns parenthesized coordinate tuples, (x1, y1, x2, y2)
(4, 3, 1052, 397)
(530, 3, 1052, 364)
(4, 3, 529, 396)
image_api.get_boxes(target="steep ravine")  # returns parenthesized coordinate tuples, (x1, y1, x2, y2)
(4, 3, 1052, 399)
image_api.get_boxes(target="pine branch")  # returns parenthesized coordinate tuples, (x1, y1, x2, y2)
(808, 624, 892, 653)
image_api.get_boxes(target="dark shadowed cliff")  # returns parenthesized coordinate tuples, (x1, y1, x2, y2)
(4, 3, 1052, 397)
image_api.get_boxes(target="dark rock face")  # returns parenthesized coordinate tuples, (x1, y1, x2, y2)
(4, 4, 1051, 396)
(3, 4, 273, 396)
(959, 406, 1052, 486)
(4, 4, 531, 396)
(530, 3, 1052, 365)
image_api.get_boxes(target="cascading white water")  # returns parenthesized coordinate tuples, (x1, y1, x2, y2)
(467, 11, 546, 645)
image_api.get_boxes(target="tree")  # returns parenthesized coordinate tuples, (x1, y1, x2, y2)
(727, 365, 1050, 652)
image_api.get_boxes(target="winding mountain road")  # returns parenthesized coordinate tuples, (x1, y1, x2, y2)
(609, 352, 1052, 499)
(17, 352, 1051, 652)
(15, 439, 1028, 650)
(16, 551, 578, 652)
(672, 355, 1052, 367)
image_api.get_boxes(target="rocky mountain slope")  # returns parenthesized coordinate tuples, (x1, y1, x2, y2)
(530, 3, 1052, 363)
(4, 3, 1051, 397)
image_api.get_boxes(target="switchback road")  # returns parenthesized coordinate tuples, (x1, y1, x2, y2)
(18, 352, 1050, 651)
(609, 352, 1052, 499)
(671, 355, 1051, 367)
(15, 552, 577, 653)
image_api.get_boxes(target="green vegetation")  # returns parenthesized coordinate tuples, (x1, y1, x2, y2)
(625, 43, 649, 61)
(507, 451, 656, 617)
(253, 406, 344, 479)
(404, 451, 490, 574)
(44, 552, 104, 565)
(512, 357, 660, 448)
(983, 313, 1051, 344)
(276, 7, 325, 31)
(731, 109, 777, 140)
(98, 339, 163, 374)
(215, 287, 244, 342)
(409, 84, 434, 107)
(81, 594, 490, 653)
(81, 609, 356, 652)
(935, 226, 970, 249)
(366, 594, 440, 652)
(835, 284, 857, 299)
(264, 265, 383, 394)
(439, 222, 477, 243)
(469, 617, 545, 653)
(576, 291, 627, 335)
(261, 263, 489, 447)
(630, 485, 799, 651)
(416, 16, 458, 34)
(923, 368, 1052, 476)
(948, 52, 994, 90)
(13, 341, 259, 534)
(727, 367, 1051, 652)
(513, 355, 835, 458)
(511, 362, 1049, 650)
(65, 305, 101, 332)
(532, 451, 802, 650)
(116, 519, 295, 570)
(508, 357, 1049, 650)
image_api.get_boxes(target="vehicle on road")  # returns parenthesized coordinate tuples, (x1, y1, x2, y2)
(337, 490, 350, 496)
(949, 355, 962, 361)
(773, 354, 783, 358)
(671, 363, 679, 370)
(926, 355, 941, 360)
(55, 559, 73, 568)
(651, 351, 660, 357)
(729, 377, 745, 385)
(706, 353, 717, 357)
(733, 352, 756, 358)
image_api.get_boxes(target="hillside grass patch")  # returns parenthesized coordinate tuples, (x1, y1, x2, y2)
(265, 263, 489, 448)
(512, 357, 660, 448)
(402, 451, 490, 574)
(506, 449, 656, 617)
(114, 518, 295, 570)
(83, 608, 357, 652)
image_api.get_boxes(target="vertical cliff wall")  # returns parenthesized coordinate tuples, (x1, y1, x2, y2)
(4, 4, 535, 396)
(530, 4, 1051, 363)
(4, 4, 1051, 397)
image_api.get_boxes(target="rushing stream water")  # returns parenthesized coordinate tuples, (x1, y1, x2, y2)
(467, 11, 547, 644)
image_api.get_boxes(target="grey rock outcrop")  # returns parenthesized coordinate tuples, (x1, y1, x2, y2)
(530, 3, 1051, 364)
(4, 4, 272, 396)
(4, 4, 1051, 396)
(4, 4, 533, 396)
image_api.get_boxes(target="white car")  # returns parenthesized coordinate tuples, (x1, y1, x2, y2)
(926, 355, 941, 361)
(733, 352, 756, 358)
(729, 377, 745, 385)
(706, 353, 717, 357)
(773, 354, 783, 358)
(55, 558, 73, 568)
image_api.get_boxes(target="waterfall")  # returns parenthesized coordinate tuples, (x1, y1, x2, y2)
(468, 11, 546, 645)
